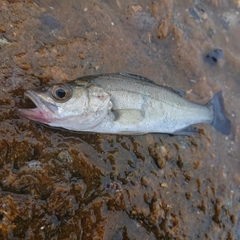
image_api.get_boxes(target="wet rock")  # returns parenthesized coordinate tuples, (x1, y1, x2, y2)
(5, 75, 24, 90)
(207, 27, 216, 38)
(20, 63, 31, 71)
(204, 49, 224, 66)
(131, 5, 142, 13)
(185, 193, 191, 200)
(221, 11, 239, 30)
(40, 15, 61, 30)
(177, 155, 183, 169)
(47, 214, 60, 231)
(127, 6, 156, 31)
(198, 200, 206, 214)
(57, 150, 73, 163)
(0, 0, 239, 239)
(157, 16, 171, 39)
(141, 176, 149, 187)
(195, 4, 208, 20)
(236, 217, 240, 238)
(25, 160, 42, 171)
(0, 34, 11, 47)
(148, 143, 168, 169)
(156, 157, 166, 169)
(106, 181, 122, 193)
(137, 12, 156, 30)
(189, 8, 200, 21)
(160, 182, 168, 188)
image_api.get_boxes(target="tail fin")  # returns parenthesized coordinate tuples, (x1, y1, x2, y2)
(208, 91, 231, 135)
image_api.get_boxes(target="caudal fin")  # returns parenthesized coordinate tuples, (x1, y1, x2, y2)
(208, 91, 231, 135)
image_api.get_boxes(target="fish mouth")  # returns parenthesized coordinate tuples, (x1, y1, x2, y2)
(16, 90, 57, 123)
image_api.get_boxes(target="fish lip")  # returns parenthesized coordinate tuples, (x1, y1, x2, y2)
(25, 90, 58, 113)
(24, 90, 43, 109)
(16, 90, 58, 123)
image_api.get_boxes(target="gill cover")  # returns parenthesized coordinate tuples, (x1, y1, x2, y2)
(74, 84, 112, 130)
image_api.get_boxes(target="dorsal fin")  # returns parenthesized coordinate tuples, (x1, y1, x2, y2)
(118, 73, 186, 97)
(71, 72, 186, 98)
(161, 86, 186, 97)
(71, 72, 156, 86)
(118, 72, 157, 84)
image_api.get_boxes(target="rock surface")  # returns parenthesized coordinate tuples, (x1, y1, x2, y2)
(0, 0, 239, 239)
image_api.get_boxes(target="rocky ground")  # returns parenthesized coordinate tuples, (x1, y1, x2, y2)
(0, 0, 239, 239)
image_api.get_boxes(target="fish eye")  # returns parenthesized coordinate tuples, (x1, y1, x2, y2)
(52, 85, 72, 101)
(56, 88, 66, 98)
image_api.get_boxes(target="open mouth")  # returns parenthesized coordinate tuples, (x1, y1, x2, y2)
(16, 90, 53, 123)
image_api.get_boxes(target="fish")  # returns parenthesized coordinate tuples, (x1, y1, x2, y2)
(16, 72, 231, 135)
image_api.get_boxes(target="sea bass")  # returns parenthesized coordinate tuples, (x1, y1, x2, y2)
(16, 73, 231, 135)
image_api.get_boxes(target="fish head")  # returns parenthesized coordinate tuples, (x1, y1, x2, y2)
(16, 82, 112, 131)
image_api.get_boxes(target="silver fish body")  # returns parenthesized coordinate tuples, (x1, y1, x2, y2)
(16, 73, 231, 135)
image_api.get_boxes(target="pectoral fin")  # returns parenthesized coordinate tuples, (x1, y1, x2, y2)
(112, 109, 144, 125)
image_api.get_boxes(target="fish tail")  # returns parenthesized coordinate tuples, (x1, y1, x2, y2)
(208, 91, 231, 135)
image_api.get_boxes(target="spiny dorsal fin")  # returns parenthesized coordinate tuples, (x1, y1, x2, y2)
(72, 72, 186, 98)
(118, 72, 157, 84)
(119, 73, 186, 97)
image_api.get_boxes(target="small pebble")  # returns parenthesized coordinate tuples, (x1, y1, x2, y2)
(156, 157, 165, 169)
(189, 8, 200, 20)
(160, 183, 168, 188)
(106, 181, 122, 192)
(204, 49, 224, 66)
(40, 15, 61, 30)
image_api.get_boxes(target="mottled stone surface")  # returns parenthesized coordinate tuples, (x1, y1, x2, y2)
(0, 0, 239, 239)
